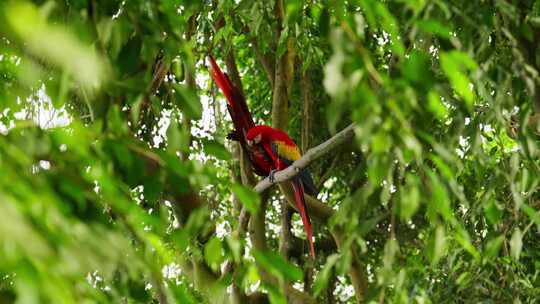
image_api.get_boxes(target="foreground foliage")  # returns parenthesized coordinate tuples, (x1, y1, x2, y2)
(0, 0, 539, 303)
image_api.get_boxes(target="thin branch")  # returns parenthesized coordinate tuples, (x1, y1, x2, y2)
(255, 124, 356, 193)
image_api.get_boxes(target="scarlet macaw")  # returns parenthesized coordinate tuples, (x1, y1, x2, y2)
(208, 56, 274, 176)
(246, 125, 318, 257)
(209, 57, 318, 257)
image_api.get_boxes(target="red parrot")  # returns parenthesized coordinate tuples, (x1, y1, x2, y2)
(209, 56, 319, 257)
(208, 56, 273, 176)
(246, 125, 318, 257)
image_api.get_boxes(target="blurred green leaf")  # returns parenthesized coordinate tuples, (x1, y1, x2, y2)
(398, 173, 421, 221)
(367, 155, 390, 186)
(231, 184, 260, 214)
(510, 228, 522, 261)
(4, 1, 106, 88)
(427, 171, 452, 222)
(202, 140, 231, 160)
(173, 84, 202, 120)
(440, 51, 478, 110)
(455, 227, 481, 261)
(403, 50, 433, 89)
(426, 225, 446, 265)
(204, 237, 224, 270)
(166, 118, 187, 153)
(484, 235, 504, 260)
(266, 283, 287, 304)
(358, 0, 405, 57)
(484, 199, 503, 225)
(253, 250, 303, 282)
(427, 90, 448, 121)
(371, 130, 392, 154)
(416, 19, 452, 39)
(313, 254, 340, 296)
(117, 36, 142, 76)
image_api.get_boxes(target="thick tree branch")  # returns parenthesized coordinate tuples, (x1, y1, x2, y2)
(255, 124, 356, 193)
(253, 123, 368, 303)
(271, 0, 292, 131)
(300, 68, 313, 153)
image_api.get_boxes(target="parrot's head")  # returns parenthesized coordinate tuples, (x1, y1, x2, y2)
(246, 125, 272, 146)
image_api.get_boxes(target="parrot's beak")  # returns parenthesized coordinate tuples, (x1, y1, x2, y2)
(247, 140, 253, 147)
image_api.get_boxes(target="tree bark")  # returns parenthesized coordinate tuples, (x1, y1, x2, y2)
(301, 68, 313, 153)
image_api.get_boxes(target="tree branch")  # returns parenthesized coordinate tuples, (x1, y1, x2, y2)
(253, 123, 368, 303)
(255, 124, 356, 193)
(300, 68, 313, 153)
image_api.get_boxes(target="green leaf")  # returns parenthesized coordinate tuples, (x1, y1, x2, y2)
(204, 237, 224, 270)
(398, 173, 420, 221)
(172, 229, 189, 252)
(427, 171, 453, 222)
(276, 28, 289, 58)
(382, 238, 399, 269)
(440, 51, 478, 110)
(253, 250, 303, 282)
(5, 2, 106, 88)
(231, 184, 260, 214)
(358, 0, 405, 57)
(416, 19, 452, 39)
(266, 284, 287, 304)
(484, 199, 503, 225)
(203, 140, 231, 160)
(371, 131, 392, 154)
(318, 8, 330, 37)
(454, 227, 481, 261)
(285, 0, 302, 24)
(426, 225, 446, 265)
(167, 118, 190, 154)
(510, 228, 522, 260)
(173, 83, 202, 120)
(225, 235, 242, 262)
(403, 50, 433, 89)
(117, 36, 142, 75)
(367, 155, 390, 186)
(427, 90, 448, 120)
(245, 264, 260, 285)
(108, 105, 128, 136)
(520, 203, 540, 229)
(313, 254, 340, 296)
(171, 284, 196, 304)
(484, 235, 504, 260)
(166, 118, 182, 153)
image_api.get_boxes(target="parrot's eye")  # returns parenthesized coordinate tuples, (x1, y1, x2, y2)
(254, 134, 262, 144)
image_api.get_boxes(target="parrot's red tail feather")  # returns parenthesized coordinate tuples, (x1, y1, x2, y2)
(208, 56, 233, 105)
(292, 179, 315, 258)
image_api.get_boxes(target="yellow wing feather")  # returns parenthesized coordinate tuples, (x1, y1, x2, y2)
(275, 140, 301, 161)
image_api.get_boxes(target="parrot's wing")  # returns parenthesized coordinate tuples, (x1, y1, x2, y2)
(271, 141, 301, 168)
(271, 141, 318, 195)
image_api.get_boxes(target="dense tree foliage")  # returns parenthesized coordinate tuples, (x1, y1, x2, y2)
(0, 0, 539, 303)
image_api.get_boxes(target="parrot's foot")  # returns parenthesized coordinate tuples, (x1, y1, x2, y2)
(268, 169, 278, 183)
